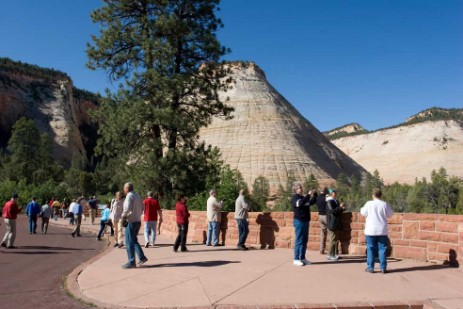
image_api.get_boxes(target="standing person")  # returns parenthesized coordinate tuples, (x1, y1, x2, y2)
(143, 191, 162, 248)
(110, 191, 125, 248)
(71, 197, 84, 237)
(326, 189, 346, 261)
(121, 182, 148, 269)
(206, 189, 223, 247)
(316, 187, 328, 254)
(68, 199, 78, 225)
(173, 194, 190, 252)
(88, 196, 98, 225)
(361, 188, 394, 274)
(1, 193, 21, 249)
(97, 204, 112, 240)
(235, 189, 250, 250)
(61, 198, 69, 219)
(291, 184, 316, 266)
(40, 201, 52, 234)
(26, 197, 41, 234)
(52, 199, 61, 221)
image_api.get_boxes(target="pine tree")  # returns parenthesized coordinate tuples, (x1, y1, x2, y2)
(251, 175, 270, 211)
(87, 0, 233, 195)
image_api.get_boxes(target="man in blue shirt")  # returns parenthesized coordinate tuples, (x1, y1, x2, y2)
(26, 197, 41, 234)
(71, 197, 84, 237)
(88, 196, 98, 225)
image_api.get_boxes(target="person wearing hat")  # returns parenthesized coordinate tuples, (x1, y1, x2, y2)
(26, 196, 41, 234)
(326, 188, 346, 261)
(1, 193, 21, 249)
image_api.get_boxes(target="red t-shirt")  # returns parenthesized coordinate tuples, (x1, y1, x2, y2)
(2, 200, 20, 219)
(143, 197, 160, 221)
(176, 201, 190, 225)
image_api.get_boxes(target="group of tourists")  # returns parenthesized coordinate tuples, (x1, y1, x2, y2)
(291, 184, 393, 273)
(1, 181, 393, 274)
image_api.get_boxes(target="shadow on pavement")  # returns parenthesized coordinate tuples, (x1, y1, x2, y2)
(17, 245, 94, 251)
(1, 251, 68, 255)
(388, 264, 455, 273)
(312, 257, 402, 265)
(143, 260, 241, 268)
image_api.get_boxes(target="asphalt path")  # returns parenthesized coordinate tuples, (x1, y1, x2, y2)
(0, 215, 105, 309)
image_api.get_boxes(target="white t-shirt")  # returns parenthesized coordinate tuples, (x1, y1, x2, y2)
(69, 202, 79, 214)
(360, 199, 394, 236)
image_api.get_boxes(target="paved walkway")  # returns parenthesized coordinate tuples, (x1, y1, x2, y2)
(51, 218, 463, 309)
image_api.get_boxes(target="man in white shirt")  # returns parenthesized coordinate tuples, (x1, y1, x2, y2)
(360, 188, 394, 274)
(206, 189, 222, 246)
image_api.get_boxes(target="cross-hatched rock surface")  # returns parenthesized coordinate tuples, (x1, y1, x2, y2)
(199, 62, 366, 192)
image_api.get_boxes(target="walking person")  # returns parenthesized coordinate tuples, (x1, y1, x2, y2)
(143, 191, 162, 248)
(88, 196, 98, 225)
(40, 201, 52, 234)
(26, 197, 41, 234)
(326, 189, 346, 261)
(52, 199, 61, 220)
(361, 188, 394, 274)
(206, 189, 223, 246)
(97, 204, 113, 240)
(1, 193, 21, 249)
(71, 197, 84, 237)
(110, 191, 125, 248)
(68, 199, 78, 225)
(121, 182, 148, 269)
(316, 187, 328, 254)
(235, 189, 250, 250)
(291, 184, 316, 266)
(173, 194, 190, 252)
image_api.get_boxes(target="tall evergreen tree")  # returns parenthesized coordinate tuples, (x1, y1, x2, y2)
(251, 175, 270, 211)
(87, 0, 233, 195)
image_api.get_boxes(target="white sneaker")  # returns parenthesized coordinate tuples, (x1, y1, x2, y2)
(326, 255, 339, 261)
(293, 260, 304, 266)
(301, 259, 311, 265)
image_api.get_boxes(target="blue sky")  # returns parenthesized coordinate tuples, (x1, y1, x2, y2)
(0, 0, 462, 132)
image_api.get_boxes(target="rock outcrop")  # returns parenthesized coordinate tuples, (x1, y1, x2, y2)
(331, 120, 463, 184)
(199, 62, 367, 192)
(325, 123, 368, 139)
(0, 58, 97, 164)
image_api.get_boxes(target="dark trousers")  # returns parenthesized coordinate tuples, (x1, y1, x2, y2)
(97, 220, 113, 239)
(28, 214, 38, 233)
(236, 219, 249, 246)
(174, 224, 188, 251)
(41, 217, 50, 233)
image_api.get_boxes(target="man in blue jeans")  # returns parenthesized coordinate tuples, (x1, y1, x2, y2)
(206, 189, 223, 246)
(121, 182, 148, 269)
(235, 189, 250, 250)
(360, 188, 394, 274)
(26, 197, 41, 234)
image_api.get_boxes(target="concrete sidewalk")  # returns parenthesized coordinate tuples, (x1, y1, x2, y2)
(51, 218, 463, 309)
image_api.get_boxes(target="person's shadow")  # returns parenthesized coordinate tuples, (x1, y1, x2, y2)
(256, 213, 279, 249)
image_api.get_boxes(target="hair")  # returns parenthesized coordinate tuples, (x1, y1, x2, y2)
(124, 182, 134, 192)
(147, 191, 154, 197)
(293, 183, 303, 193)
(372, 188, 382, 198)
(176, 193, 185, 201)
(320, 187, 328, 194)
(209, 189, 216, 195)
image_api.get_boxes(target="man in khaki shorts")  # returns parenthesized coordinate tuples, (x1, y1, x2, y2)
(316, 188, 328, 254)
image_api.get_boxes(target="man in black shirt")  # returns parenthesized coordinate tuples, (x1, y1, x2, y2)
(316, 188, 328, 254)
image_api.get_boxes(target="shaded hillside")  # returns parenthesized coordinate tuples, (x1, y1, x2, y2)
(0, 57, 98, 163)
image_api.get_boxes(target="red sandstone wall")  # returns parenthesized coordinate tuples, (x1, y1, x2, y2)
(160, 210, 463, 265)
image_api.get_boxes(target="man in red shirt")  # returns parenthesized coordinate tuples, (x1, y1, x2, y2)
(143, 192, 162, 248)
(2, 193, 21, 249)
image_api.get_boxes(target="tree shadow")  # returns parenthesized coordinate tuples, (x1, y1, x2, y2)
(1, 251, 67, 255)
(256, 212, 279, 249)
(143, 260, 241, 268)
(17, 245, 94, 251)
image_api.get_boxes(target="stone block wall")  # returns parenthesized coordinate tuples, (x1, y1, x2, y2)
(160, 210, 463, 265)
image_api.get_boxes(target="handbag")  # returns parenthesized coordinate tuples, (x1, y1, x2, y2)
(121, 216, 128, 228)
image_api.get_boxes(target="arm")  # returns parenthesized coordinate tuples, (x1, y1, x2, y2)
(157, 209, 163, 235)
(360, 203, 368, 217)
(386, 203, 394, 218)
(121, 194, 133, 218)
